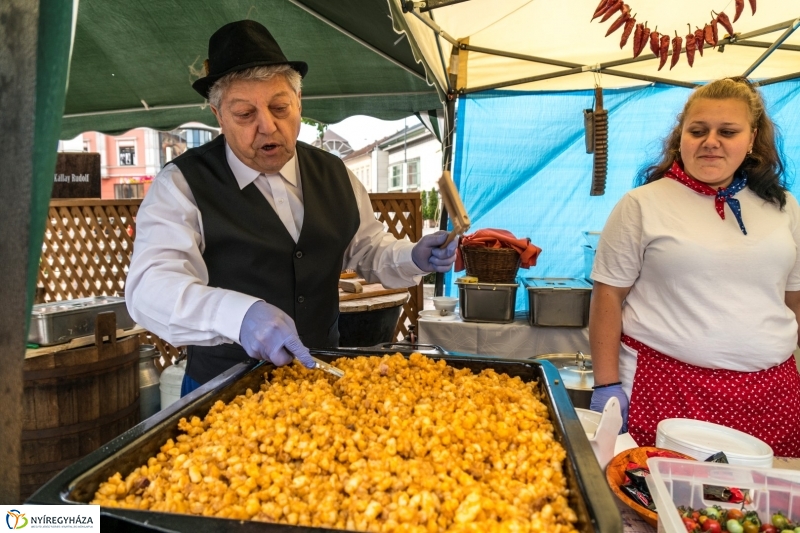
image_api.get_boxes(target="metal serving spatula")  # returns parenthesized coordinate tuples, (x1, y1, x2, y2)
(309, 355, 345, 378)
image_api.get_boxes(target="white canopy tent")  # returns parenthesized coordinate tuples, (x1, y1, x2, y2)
(390, 0, 800, 93)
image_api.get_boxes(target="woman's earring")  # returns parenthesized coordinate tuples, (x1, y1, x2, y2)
(747, 146, 753, 154)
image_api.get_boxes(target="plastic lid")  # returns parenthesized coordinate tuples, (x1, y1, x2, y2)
(656, 418, 773, 459)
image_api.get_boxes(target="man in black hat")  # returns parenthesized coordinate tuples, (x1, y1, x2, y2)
(126, 20, 457, 395)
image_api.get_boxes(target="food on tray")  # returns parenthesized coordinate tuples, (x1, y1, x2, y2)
(92, 353, 578, 532)
(677, 506, 794, 533)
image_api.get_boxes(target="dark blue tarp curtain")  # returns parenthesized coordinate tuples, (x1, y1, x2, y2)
(446, 81, 800, 311)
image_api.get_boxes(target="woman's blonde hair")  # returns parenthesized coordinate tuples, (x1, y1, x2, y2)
(639, 77, 786, 207)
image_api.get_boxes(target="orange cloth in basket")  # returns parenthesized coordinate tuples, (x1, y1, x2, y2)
(454, 229, 542, 271)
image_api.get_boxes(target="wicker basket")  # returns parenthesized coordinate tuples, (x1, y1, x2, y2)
(460, 245, 521, 283)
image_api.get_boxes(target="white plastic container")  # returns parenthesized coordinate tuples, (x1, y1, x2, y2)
(656, 418, 773, 467)
(159, 359, 186, 410)
(646, 458, 800, 533)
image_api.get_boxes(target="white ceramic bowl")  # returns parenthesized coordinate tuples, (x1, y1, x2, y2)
(431, 296, 458, 314)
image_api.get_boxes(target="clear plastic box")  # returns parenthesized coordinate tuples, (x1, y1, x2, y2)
(646, 458, 800, 533)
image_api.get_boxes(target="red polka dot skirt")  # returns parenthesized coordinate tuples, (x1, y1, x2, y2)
(623, 335, 800, 458)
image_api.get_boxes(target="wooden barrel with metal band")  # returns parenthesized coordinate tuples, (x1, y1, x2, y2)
(21, 312, 140, 499)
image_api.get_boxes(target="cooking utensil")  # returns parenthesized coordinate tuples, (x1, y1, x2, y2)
(309, 355, 345, 378)
(532, 352, 594, 408)
(438, 170, 470, 248)
(29, 349, 622, 533)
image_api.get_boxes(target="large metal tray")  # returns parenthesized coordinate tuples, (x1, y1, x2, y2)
(28, 296, 134, 345)
(29, 346, 622, 533)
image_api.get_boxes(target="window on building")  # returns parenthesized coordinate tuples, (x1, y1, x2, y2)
(114, 183, 144, 199)
(118, 143, 136, 166)
(83, 140, 91, 152)
(406, 159, 420, 189)
(390, 164, 402, 189)
(160, 128, 216, 167)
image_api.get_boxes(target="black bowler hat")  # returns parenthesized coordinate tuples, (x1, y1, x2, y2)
(192, 20, 308, 99)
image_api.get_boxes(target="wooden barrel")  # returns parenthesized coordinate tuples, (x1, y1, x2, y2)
(20, 312, 140, 499)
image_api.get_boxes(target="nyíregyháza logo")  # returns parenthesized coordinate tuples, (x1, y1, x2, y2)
(5, 510, 27, 530)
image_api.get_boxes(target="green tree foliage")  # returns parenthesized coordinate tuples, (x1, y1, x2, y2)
(426, 188, 439, 221)
(420, 190, 428, 220)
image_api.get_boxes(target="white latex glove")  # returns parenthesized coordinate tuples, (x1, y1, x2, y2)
(411, 230, 459, 273)
(239, 301, 315, 368)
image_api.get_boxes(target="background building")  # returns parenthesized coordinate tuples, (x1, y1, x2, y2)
(57, 123, 219, 199)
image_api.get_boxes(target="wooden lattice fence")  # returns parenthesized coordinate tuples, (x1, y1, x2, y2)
(37, 194, 422, 357)
(369, 193, 423, 341)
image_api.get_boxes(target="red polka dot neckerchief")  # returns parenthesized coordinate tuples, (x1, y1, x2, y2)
(664, 161, 748, 235)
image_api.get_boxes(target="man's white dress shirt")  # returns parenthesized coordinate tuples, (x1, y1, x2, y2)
(125, 141, 423, 347)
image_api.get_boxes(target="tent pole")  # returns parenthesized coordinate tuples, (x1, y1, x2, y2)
(755, 71, 800, 86)
(406, 7, 459, 46)
(732, 40, 800, 52)
(461, 67, 698, 93)
(286, 0, 428, 82)
(0, 0, 39, 504)
(435, 96, 457, 298)
(600, 70, 698, 89)
(62, 91, 439, 119)
(430, 11, 453, 93)
(742, 18, 800, 78)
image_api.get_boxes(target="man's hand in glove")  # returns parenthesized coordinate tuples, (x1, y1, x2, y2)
(590, 384, 630, 433)
(412, 230, 459, 273)
(239, 300, 315, 368)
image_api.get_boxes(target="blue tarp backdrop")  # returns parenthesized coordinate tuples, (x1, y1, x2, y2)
(446, 80, 800, 311)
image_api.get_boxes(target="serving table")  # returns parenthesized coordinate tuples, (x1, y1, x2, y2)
(417, 311, 589, 358)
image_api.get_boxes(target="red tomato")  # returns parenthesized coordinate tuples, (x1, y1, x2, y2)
(727, 509, 745, 521)
(684, 518, 700, 532)
(702, 519, 722, 533)
(760, 525, 777, 533)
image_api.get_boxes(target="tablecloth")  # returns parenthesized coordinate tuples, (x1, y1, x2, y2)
(417, 312, 589, 358)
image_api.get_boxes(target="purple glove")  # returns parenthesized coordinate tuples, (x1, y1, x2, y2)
(239, 301, 315, 369)
(411, 230, 459, 273)
(590, 384, 630, 434)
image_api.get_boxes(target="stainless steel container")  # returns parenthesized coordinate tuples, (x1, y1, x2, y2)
(138, 344, 161, 420)
(28, 296, 134, 345)
(29, 347, 622, 533)
(522, 277, 592, 327)
(457, 281, 518, 323)
(533, 352, 594, 409)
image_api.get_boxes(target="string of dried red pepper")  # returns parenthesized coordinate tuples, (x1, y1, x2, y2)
(589, 0, 757, 70)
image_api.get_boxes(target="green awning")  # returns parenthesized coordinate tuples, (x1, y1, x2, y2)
(61, 0, 444, 138)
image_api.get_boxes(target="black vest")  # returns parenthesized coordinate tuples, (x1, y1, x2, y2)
(173, 136, 359, 383)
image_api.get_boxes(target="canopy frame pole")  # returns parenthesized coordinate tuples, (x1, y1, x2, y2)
(754, 71, 800, 87)
(406, 7, 459, 46)
(429, 11, 453, 93)
(434, 96, 457, 298)
(63, 91, 438, 119)
(286, 0, 427, 82)
(741, 17, 800, 78)
(731, 40, 800, 52)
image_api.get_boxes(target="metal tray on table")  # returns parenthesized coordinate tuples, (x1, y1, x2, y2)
(28, 296, 134, 345)
(28, 345, 622, 533)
